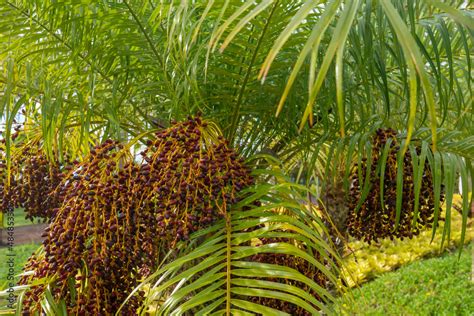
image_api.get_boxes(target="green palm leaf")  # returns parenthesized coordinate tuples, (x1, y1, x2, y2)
(121, 169, 342, 315)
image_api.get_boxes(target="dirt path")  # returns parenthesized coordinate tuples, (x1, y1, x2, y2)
(0, 224, 47, 247)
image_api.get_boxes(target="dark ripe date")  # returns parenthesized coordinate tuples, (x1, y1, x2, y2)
(346, 128, 442, 243)
(17, 115, 254, 315)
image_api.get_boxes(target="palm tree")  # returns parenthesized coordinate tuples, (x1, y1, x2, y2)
(0, 0, 472, 314)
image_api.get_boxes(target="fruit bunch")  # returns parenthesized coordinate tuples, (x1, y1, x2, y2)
(137, 115, 254, 245)
(19, 140, 146, 314)
(248, 237, 328, 315)
(19, 116, 254, 314)
(0, 126, 70, 222)
(346, 128, 442, 243)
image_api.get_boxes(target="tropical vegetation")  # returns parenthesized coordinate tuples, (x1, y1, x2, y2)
(0, 0, 472, 314)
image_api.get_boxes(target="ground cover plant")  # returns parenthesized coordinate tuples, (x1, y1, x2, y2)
(341, 195, 473, 287)
(0, 0, 472, 315)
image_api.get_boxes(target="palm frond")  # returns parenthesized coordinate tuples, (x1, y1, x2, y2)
(122, 167, 342, 315)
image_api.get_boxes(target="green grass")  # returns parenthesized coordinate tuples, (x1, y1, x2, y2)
(336, 245, 474, 315)
(11, 208, 40, 227)
(1, 208, 43, 228)
(0, 243, 40, 291)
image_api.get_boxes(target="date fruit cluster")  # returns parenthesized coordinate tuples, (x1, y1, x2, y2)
(0, 126, 71, 222)
(19, 116, 253, 315)
(346, 128, 442, 243)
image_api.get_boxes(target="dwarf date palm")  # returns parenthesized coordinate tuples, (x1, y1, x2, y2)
(0, 0, 472, 314)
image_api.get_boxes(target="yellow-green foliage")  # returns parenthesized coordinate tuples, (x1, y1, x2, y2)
(341, 194, 473, 287)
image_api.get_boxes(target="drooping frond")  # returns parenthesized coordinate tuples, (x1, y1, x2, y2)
(121, 166, 342, 315)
